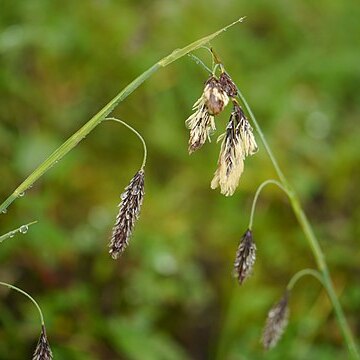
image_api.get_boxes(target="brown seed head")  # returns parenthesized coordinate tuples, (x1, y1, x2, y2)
(262, 292, 290, 350)
(32, 325, 53, 360)
(233, 229, 256, 284)
(109, 169, 145, 259)
(203, 76, 229, 115)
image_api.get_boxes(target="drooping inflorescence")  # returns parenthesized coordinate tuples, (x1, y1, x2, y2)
(109, 169, 145, 259)
(185, 76, 229, 154)
(211, 100, 258, 196)
(185, 66, 257, 196)
(262, 292, 290, 350)
(233, 229, 257, 284)
(32, 325, 53, 360)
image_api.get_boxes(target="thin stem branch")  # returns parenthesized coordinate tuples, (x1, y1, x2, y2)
(105, 117, 147, 169)
(248, 179, 289, 230)
(236, 86, 359, 359)
(287, 269, 324, 291)
(188, 54, 213, 74)
(0, 282, 44, 325)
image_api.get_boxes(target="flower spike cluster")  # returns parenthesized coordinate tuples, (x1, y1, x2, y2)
(185, 69, 258, 195)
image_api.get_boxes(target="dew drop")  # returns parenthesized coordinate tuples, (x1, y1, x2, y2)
(1, 209, 7, 214)
(18, 192, 25, 197)
(19, 225, 29, 234)
(9, 232, 15, 238)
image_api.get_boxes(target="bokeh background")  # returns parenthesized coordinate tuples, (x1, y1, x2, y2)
(0, 1, 359, 359)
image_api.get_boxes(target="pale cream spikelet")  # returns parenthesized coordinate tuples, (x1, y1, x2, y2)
(238, 112, 258, 157)
(185, 76, 229, 154)
(211, 102, 258, 196)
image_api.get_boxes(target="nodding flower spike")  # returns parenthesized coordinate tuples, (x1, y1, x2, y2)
(32, 325, 53, 360)
(185, 76, 229, 154)
(109, 169, 145, 259)
(233, 229, 256, 284)
(211, 101, 258, 196)
(262, 292, 290, 350)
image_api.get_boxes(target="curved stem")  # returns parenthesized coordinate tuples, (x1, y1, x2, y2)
(236, 87, 359, 359)
(0, 281, 44, 325)
(105, 117, 147, 169)
(287, 269, 324, 291)
(248, 179, 289, 230)
(188, 54, 213, 75)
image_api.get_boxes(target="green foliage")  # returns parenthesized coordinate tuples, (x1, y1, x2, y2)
(0, 0, 359, 359)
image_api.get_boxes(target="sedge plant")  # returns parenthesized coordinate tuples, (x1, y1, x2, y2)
(0, 18, 358, 358)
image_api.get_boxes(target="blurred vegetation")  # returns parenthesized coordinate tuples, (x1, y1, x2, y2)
(0, 0, 359, 359)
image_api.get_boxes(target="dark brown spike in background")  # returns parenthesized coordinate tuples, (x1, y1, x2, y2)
(262, 292, 289, 350)
(233, 229, 256, 284)
(109, 169, 145, 259)
(32, 325, 53, 360)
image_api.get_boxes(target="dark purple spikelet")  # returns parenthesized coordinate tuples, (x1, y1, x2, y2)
(219, 71, 238, 98)
(262, 292, 289, 350)
(233, 229, 256, 284)
(109, 169, 145, 259)
(32, 325, 53, 360)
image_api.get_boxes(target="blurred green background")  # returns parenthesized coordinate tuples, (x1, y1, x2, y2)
(0, 1, 359, 359)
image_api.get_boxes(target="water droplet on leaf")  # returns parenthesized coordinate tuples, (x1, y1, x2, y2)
(19, 225, 28, 234)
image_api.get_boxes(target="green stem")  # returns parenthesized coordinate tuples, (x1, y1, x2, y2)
(0, 281, 44, 325)
(188, 54, 213, 75)
(105, 117, 148, 169)
(0, 17, 245, 215)
(248, 179, 289, 230)
(287, 268, 324, 291)
(237, 87, 359, 359)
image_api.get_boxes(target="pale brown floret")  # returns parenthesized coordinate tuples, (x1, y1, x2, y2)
(211, 102, 258, 196)
(185, 97, 216, 154)
(185, 76, 229, 154)
(203, 76, 229, 115)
